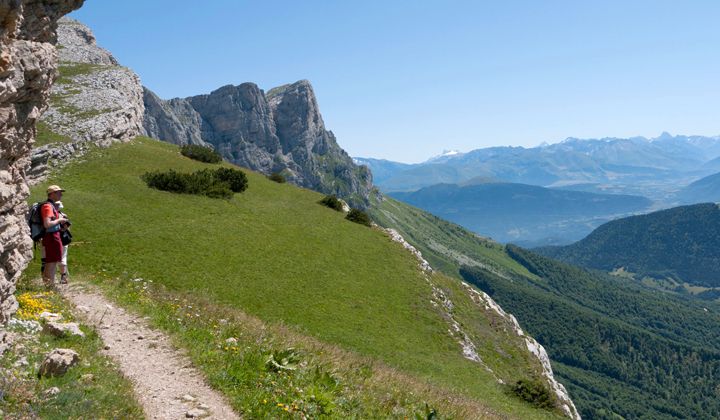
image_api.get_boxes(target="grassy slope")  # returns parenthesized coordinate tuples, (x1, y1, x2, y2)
(369, 196, 534, 278)
(35, 121, 73, 147)
(28, 137, 558, 418)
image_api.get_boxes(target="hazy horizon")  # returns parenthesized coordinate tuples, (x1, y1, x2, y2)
(356, 130, 720, 164)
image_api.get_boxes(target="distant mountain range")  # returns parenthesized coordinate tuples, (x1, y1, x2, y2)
(357, 133, 720, 201)
(537, 203, 720, 288)
(389, 180, 652, 246)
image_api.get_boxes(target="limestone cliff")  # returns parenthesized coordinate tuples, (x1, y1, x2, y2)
(144, 80, 373, 208)
(30, 17, 144, 181)
(0, 0, 84, 324)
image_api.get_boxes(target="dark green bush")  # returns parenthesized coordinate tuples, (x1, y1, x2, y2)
(268, 172, 286, 183)
(511, 379, 556, 410)
(214, 167, 248, 192)
(319, 195, 344, 212)
(180, 144, 222, 163)
(346, 208, 371, 227)
(142, 167, 247, 199)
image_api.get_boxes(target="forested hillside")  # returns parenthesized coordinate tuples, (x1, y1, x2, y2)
(372, 196, 720, 419)
(539, 203, 720, 287)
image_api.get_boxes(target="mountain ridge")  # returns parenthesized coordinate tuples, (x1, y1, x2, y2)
(360, 133, 720, 201)
(390, 181, 652, 245)
(26, 136, 575, 418)
(144, 79, 374, 208)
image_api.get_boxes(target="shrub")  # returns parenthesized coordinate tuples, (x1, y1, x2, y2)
(214, 167, 248, 193)
(511, 379, 556, 409)
(268, 172, 286, 183)
(346, 208, 371, 227)
(319, 195, 343, 212)
(180, 144, 222, 164)
(141, 167, 247, 199)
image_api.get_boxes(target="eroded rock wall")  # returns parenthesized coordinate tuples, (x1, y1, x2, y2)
(0, 0, 84, 324)
(31, 17, 144, 183)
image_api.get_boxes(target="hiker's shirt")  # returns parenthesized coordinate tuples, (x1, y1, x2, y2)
(41, 201, 63, 262)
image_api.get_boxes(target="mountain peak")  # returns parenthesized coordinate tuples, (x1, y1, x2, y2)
(655, 131, 675, 141)
(426, 149, 463, 162)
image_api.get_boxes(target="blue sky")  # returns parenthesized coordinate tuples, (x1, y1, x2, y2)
(72, 1, 720, 163)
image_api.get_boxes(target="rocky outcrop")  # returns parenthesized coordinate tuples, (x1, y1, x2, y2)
(30, 17, 144, 183)
(462, 284, 581, 419)
(384, 227, 580, 419)
(0, 0, 84, 324)
(143, 88, 205, 147)
(144, 80, 373, 208)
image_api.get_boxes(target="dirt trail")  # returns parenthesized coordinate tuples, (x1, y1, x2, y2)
(62, 283, 240, 420)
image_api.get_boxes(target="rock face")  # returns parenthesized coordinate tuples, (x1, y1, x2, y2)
(0, 0, 84, 324)
(144, 80, 373, 208)
(31, 17, 144, 183)
(143, 88, 205, 147)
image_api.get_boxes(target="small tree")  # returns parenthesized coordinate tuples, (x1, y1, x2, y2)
(319, 195, 344, 212)
(268, 172, 286, 183)
(180, 144, 222, 163)
(346, 208, 371, 227)
(511, 379, 556, 409)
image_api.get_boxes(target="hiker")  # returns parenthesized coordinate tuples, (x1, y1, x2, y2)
(55, 200, 72, 284)
(41, 185, 69, 288)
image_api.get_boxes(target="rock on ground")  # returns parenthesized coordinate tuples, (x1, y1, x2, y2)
(43, 321, 85, 338)
(38, 348, 79, 377)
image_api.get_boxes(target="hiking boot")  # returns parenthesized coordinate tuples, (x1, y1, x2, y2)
(60, 273, 68, 285)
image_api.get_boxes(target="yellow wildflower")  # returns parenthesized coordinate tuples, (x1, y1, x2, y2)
(16, 292, 54, 320)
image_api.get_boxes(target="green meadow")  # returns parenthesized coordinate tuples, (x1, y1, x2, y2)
(27, 137, 562, 418)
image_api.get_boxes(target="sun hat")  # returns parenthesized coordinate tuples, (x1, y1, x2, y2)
(46, 185, 65, 194)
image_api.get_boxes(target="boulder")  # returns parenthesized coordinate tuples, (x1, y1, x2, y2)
(0, 330, 12, 355)
(43, 321, 85, 338)
(38, 348, 79, 377)
(39, 311, 63, 322)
